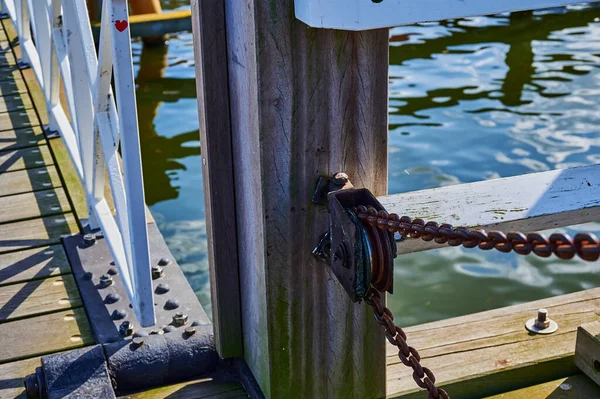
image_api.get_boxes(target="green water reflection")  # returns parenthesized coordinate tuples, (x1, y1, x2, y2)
(137, 3, 600, 326)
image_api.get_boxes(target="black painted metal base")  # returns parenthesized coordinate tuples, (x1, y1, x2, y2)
(42, 125, 60, 140)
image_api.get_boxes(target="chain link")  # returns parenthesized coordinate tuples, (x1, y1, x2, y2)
(364, 288, 450, 399)
(355, 206, 600, 262)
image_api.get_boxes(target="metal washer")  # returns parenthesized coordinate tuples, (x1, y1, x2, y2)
(525, 318, 558, 334)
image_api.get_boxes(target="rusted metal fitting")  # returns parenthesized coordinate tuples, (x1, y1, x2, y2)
(132, 337, 144, 347)
(184, 327, 196, 336)
(525, 308, 558, 334)
(119, 321, 134, 336)
(312, 172, 354, 205)
(99, 274, 113, 288)
(332, 172, 349, 186)
(151, 265, 164, 280)
(172, 312, 188, 327)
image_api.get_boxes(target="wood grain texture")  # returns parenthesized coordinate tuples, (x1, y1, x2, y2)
(119, 378, 247, 399)
(0, 145, 53, 173)
(574, 321, 600, 387)
(224, 1, 389, 397)
(0, 275, 81, 322)
(484, 374, 600, 398)
(380, 164, 600, 254)
(0, 126, 44, 152)
(387, 287, 600, 398)
(0, 245, 71, 287)
(0, 213, 78, 254)
(0, 357, 41, 399)
(0, 308, 92, 363)
(0, 188, 71, 224)
(0, 89, 32, 114)
(0, 166, 62, 197)
(190, 0, 242, 358)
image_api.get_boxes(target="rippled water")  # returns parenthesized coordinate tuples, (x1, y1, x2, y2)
(137, 3, 600, 326)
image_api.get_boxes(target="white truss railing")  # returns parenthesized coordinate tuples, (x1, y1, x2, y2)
(1, 0, 155, 327)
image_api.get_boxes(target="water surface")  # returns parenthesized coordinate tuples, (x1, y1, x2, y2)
(137, 3, 600, 326)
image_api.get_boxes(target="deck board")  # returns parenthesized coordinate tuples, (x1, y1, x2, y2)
(0, 213, 78, 254)
(0, 126, 43, 152)
(0, 357, 40, 399)
(0, 188, 71, 224)
(484, 374, 600, 398)
(388, 288, 600, 398)
(0, 308, 93, 363)
(0, 108, 39, 132)
(0, 145, 53, 173)
(0, 275, 81, 322)
(0, 166, 62, 197)
(120, 378, 248, 399)
(0, 245, 71, 287)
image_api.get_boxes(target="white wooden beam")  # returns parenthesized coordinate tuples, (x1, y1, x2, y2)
(294, 0, 597, 31)
(379, 164, 600, 255)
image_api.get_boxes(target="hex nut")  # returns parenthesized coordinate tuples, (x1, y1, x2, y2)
(99, 274, 113, 288)
(172, 312, 189, 327)
(82, 233, 96, 247)
(151, 265, 164, 280)
(119, 321, 134, 336)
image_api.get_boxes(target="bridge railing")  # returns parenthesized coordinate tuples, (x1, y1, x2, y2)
(1, 0, 155, 327)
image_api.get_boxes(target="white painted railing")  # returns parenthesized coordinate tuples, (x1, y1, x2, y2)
(1, 0, 155, 327)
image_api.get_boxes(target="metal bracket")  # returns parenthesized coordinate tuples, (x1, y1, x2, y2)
(63, 223, 211, 344)
(42, 125, 60, 140)
(0, 12, 9, 19)
(17, 59, 30, 70)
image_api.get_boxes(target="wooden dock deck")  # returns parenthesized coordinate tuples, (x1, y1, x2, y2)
(0, 15, 246, 399)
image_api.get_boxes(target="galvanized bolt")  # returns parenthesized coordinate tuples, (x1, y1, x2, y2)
(112, 309, 127, 320)
(82, 233, 96, 247)
(104, 293, 120, 304)
(151, 265, 164, 280)
(119, 321, 134, 336)
(172, 312, 188, 327)
(107, 268, 118, 276)
(99, 274, 113, 288)
(525, 308, 558, 334)
(158, 258, 171, 266)
(155, 283, 170, 294)
(184, 327, 196, 336)
(332, 172, 349, 186)
(164, 298, 180, 310)
(132, 337, 144, 347)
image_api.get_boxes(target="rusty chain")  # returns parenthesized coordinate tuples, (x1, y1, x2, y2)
(355, 205, 600, 262)
(364, 288, 449, 399)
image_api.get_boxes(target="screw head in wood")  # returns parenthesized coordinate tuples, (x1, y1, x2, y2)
(525, 308, 558, 334)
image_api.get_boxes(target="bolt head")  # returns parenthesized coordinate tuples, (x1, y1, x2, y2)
(99, 274, 113, 287)
(82, 233, 96, 246)
(132, 337, 144, 347)
(104, 293, 120, 304)
(119, 321, 134, 336)
(158, 257, 171, 266)
(184, 327, 196, 336)
(155, 283, 170, 294)
(107, 267, 118, 276)
(151, 265, 164, 280)
(112, 309, 127, 320)
(332, 172, 349, 186)
(172, 312, 189, 327)
(164, 298, 180, 310)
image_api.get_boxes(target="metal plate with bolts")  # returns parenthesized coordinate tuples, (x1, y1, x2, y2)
(64, 223, 211, 344)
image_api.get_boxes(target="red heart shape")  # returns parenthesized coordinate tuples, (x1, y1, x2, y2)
(115, 20, 128, 32)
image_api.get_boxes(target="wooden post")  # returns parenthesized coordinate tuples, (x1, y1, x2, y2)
(192, 0, 389, 397)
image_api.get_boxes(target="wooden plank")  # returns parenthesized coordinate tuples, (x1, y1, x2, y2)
(380, 165, 600, 255)
(0, 308, 92, 363)
(0, 213, 78, 254)
(387, 287, 600, 398)
(0, 188, 71, 224)
(222, 0, 389, 397)
(0, 108, 39, 132)
(0, 357, 41, 399)
(190, 0, 242, 358)
(120, 378, 247, 399)
(0, 166, 62, 197)
(574, 321, 600, 387)
(0, 145, 53, 173)
(0, 245, 71, 287)
(295, 0, 596, 30)
(484, 374, 600, 398)
(0, 78, 28, 95)
(0, 275, 81, 322)
(0, 89, 33, 114)
(0, 126, 44, 152)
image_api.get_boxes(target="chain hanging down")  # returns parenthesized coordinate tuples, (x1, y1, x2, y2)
(355, 206, 600, 262)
